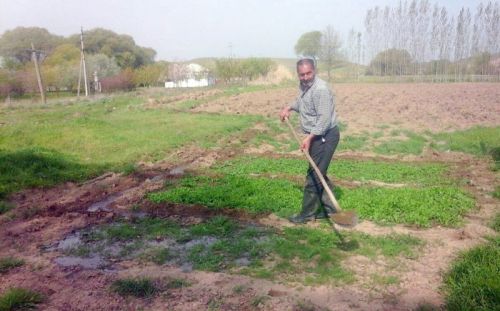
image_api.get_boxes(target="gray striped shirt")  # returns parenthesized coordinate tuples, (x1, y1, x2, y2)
(289, 77, 338, 136)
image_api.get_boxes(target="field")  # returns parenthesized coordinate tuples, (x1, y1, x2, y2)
(0, 83, 499, 310)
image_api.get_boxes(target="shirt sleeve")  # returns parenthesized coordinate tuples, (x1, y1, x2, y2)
(289, 98, 300, 112)
(310, 88, 334, 136)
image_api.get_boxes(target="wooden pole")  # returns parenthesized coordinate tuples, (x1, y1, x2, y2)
(78, 27, 89, 97)
(31, 42, 46, 104)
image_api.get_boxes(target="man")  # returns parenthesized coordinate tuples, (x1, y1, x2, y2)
(279, 58, 340, 224)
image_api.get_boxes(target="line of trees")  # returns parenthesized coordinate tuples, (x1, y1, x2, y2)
(0, 27, 165, 98)
(214, 58, 275, 84)
(360, 0, 500, 80)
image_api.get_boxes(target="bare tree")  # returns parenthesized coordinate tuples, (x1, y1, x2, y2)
(320, 25, 342, 82)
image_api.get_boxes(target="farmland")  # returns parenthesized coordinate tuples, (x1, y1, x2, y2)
(0, 83, 499, 310)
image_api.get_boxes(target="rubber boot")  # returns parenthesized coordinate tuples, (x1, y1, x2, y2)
(319, 180, 337, 217)
(289, 190, 320, 224)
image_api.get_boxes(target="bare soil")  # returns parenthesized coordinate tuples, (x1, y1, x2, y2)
(1, 83, 499, 311)
(193, 83, 500, 135)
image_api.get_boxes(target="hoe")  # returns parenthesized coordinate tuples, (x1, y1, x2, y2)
(285, 118, 358, 227)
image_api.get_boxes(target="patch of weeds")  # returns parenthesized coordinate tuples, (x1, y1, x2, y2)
(338, 134, 369, 151)
(372, 131, 384, 139)
(0, 257, 24, 274)
(65, 245, 91, 257)
(19, 207, 41, 220)
(490, 147, 500, 171)
(337, 121, 347, 131)
(104, 217, 182, 241)
(294, 299, 320, 311)
(166, 278, 191, 289)
(0, 287, 44, 311)
(233, 284, 247, 294)
(207, 297, 224, 310)
(143, 248, 171, 265)
(122, 163, 137, 175)
(149, 175, 302, 217)
(354, 233, 424, 259)
(414, 303, 441, 311)
(390, 129, 401, 136)
(111, 278, 158, 298)
(370, 274, 400, 286)
(0, 201, 14, 215)
(188, 244, 226, 272)
(340, 186, 475, 227)
(443, 237, 500, 311)
(374, 132, 427, 155)
(129, 204, 141, 212)
(491, 213, 500, 232)
(251, 295, 269, 307)
(190, 216, 238, 237)
(376, 124, 390, 130)
(248, 227, 354, 285)
(214, 155, 450, 186)
(432, 126, 500, 157)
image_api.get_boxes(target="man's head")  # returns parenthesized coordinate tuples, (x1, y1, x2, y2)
(296, 58, 316, 88)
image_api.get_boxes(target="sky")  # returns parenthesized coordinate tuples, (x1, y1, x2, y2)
(0, 0, 480, 61)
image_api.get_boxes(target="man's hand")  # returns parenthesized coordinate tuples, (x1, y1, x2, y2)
(300, 134, 314, 151)
(279, 106, 291, 121)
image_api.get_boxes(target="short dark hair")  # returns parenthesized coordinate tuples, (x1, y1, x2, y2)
(296, 58, 315, 70)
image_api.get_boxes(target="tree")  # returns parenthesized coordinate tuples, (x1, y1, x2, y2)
(134, 63, 166, 87)
(368, 49, 412, 76)
(42, 44, 80, 91)
(294, 31, 322, 60)
(86, 54, 121, 79)
(67, 28, 156, 68)
(0, 27, 63, 65)
(320, 26, 342, 82)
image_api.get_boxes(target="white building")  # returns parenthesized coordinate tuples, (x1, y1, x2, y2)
(165, 63, 214, 88)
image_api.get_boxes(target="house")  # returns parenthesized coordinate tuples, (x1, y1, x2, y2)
(165, 63, 215, 88)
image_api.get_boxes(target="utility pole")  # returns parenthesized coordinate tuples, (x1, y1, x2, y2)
(30, 42, 46, 104)
(77, 27, 89, 97)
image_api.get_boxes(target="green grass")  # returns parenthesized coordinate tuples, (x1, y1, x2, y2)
(0, 288, 43, 311)
(215, 155, 450, 186)
(242, 227, 422, 285)
(432, 126, 500, 157)
(0, 257, 24, 274)
(0, 96, 256, 196)
(166, 278, 191, 289)
(111, 278, 158, 298)
(0, 201, 14, 214)
(0, 148, 102, 198)
(374, 131, 427, 155)
(104, 217, 183, 241)
(150, 170, 473, 227)
(490, 213, 500, 232)
(337, 135, 369, 151)
(443, 237, 500, 311)
(340, 186, 475, 227)
(149, 175, 302, 217)
(352, 233, 423, 259)
(190, 215, 238, 237)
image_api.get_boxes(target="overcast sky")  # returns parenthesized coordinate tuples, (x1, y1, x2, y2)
(0, 0, 480, 61)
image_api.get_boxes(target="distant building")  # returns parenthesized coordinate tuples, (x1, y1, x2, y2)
(165, 63, 215, 88)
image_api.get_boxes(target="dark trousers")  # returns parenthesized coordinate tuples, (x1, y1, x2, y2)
(301, 126, 340, 216)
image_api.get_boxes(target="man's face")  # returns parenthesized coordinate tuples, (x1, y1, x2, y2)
(297, 64, 315, 87)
